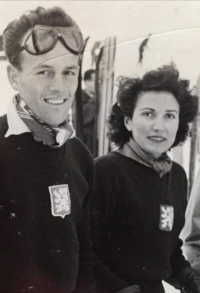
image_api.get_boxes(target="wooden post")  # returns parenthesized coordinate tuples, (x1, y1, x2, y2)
(188, 75, 200, 196)
(98, 36, 116, 156)
(74, 37, 90, 141)
(93, 47, 104, 158)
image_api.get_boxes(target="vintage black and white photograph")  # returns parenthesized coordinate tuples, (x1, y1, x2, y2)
(0, 1, 200, 293)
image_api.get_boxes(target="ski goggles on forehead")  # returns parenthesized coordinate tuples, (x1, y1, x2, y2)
(18, 24, 84, 56)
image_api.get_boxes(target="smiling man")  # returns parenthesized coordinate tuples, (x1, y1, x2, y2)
(0, 7, 95, 293)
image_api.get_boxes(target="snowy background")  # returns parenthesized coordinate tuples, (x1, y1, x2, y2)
(1, 2, 200, 291)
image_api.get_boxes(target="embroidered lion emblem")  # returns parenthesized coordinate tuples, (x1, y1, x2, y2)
(159, 204, 174, 231)
(49, 185, 71, 218)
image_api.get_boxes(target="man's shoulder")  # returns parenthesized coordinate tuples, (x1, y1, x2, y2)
(0, 115, 8, 137)
(66, 137, 94, 177)
(67, 136, 93, 159)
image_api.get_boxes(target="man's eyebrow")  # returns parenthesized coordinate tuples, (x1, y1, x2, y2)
(63, 65, 79, 70)
(33, 64, 53, 71)
(38, 64, 52, 68)
(32, 64, 78, 71)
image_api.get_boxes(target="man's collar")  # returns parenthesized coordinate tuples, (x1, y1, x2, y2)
(5, 98, 30, 138)
(5, 97, 75, 147)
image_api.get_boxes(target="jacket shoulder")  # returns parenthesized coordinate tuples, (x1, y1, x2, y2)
(172, 161, 187, 177)
(0, 115, 8, 138)
(94, 151, 124, 174)
(69, 137, 93, 157)
(67, 137, 94, 171)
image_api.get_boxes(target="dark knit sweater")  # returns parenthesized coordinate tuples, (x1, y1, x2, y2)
(0, 115, 95, 293)
(91, 151, 190, 293)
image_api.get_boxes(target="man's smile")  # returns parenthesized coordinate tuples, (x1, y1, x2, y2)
(44, 98, 67, 105)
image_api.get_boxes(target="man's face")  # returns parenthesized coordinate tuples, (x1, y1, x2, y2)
(11, 30, 80, 127)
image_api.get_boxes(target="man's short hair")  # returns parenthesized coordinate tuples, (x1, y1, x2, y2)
(3, 6, 82, 70)
(84, 69, 95, 81)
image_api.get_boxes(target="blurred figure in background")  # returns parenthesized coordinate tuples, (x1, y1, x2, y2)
(73, 69, 96, 155)
(82, 69, 96, 154)
(182, 168, 200, 272)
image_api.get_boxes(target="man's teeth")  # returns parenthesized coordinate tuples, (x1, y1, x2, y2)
(149, 137, 165, 141)
(45, 99, 66, 105)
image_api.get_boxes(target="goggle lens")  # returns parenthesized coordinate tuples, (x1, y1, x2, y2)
(23, 25, 83, 55)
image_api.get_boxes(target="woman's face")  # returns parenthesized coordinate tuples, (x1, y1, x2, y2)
(124, 91, 180, 159)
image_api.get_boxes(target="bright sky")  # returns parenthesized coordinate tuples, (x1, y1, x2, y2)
(0, 3, 198, 291)
(0, 1, 200, 121)
(1, 1, 200, 84)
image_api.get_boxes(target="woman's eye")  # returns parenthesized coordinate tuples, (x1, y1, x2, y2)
(143, 112, 153, 117)
(166, 113, 176, 119)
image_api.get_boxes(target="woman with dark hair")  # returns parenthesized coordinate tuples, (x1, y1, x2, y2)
(91, 66, 200, 293)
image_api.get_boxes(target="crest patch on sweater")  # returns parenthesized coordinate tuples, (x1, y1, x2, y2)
(49, 185, 71, 218)
(159, 205, 174, 231)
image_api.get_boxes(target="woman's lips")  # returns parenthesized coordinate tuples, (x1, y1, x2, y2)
(148, 136, 166, 142)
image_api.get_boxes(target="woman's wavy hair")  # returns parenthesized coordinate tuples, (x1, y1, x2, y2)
(107, 65, 199, 148)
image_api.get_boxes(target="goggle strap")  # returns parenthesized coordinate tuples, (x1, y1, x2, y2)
(32, 30, 40, 54)
(59, 36, 79, 55)
(78, 55, 82, 66)
(16, 46, 26, 55)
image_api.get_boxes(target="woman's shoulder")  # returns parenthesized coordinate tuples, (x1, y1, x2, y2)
(94, 151, 137, 181)
(172, 160, 187, 179)
(94, 152, 124, 189)
(95, 151, 124, 167)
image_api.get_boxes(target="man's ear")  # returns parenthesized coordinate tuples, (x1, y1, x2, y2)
(124, 116, 132, 132)
(7, 65, 20, 91)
